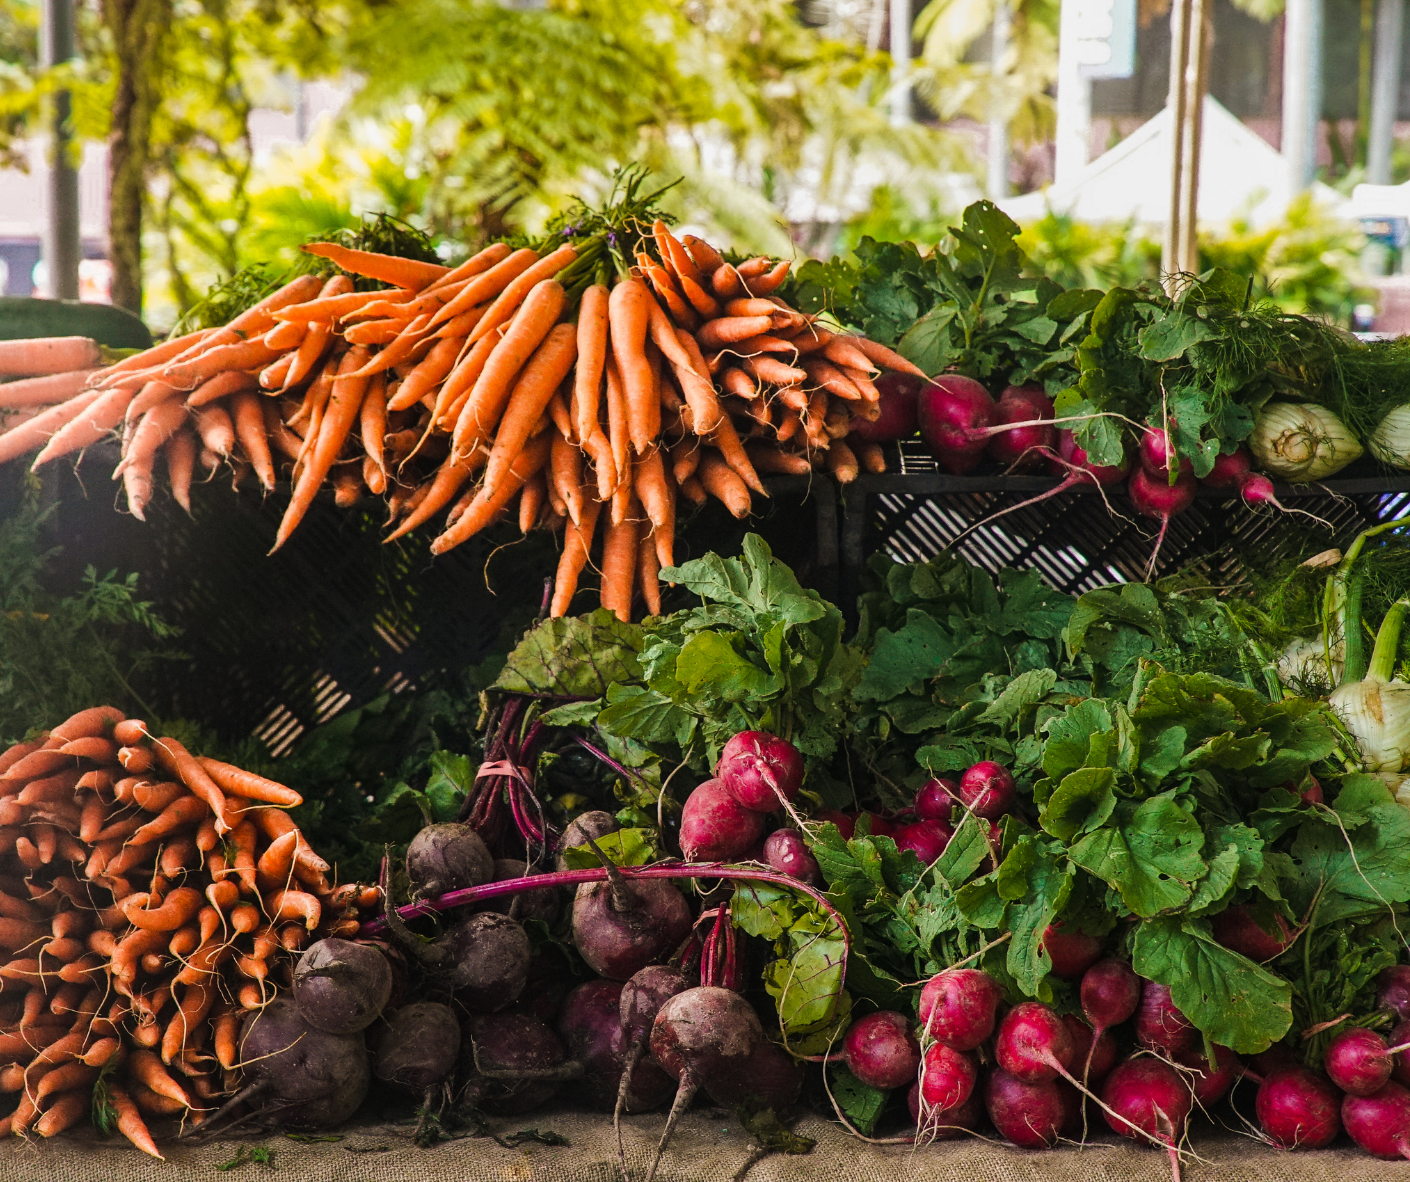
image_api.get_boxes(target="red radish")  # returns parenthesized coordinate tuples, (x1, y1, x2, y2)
(715, 731, 803, 813)
(1101, 1056, 1193, 1178)
(1342, 1080, 1410, 1159)
(1062, 1014, 1119, 1086)
(996, 1001, 1076, 1083)
(1081, 960, 1140, 1033)
(1237, 472, 1291, 514)
(1200, 446, 1253, 489)
(893, 819, 951, 863)
(1209, 905, 1292, 962)
(816, 809, 855, 839)
(956, 761, 1015, 820)
(1251, 1044, 1298, 1080)
(1139, 426, 1193, 478)
(842, 1011, 921, 1089)
(986, 386, 1056, 471)
(917, 375, 996, 474)
(919, 968, 1004, 1051)
(1325, 1027, 1397, 1097)
(1175, 1043, 1240, 1107)
(1135, 981, 1197, 1056)
(861, 812, 897, 839)
(761, 829, 821, 885)
(1042, 922, 1102, 980)
(1379, 967, 1410, 1022)
(1282, 775, 1323, 805)
(908, 1080, 981, 1140)
(1046, 429, 1130, 485)
(1255, 1065, 1342, 1148)
(1128, 464, 1197, 579)
(984, 1068, 1069, 1148)
(1393, 1020, 1410, 1086)
(678, 778, 764, 861)
(914, 778, 958, 822)
(918, 1041, 977, 1110)
(850, 372, 921, 442)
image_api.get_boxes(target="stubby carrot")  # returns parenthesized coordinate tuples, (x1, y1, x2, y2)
(165, 428, 197, 513)
(633, 449, 677, 569)
(698, 452, 752, 518)
(550, 431, 583, 526)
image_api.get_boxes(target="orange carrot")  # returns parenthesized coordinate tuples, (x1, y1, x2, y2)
(682, 235, 725, 275)
(0, 336, 101, 377)
(430, 433, 552, 554)
(802, 357, 861, 401)
(161, 982, 214, 1065)
(747, 260, 792, 294)
(194, 758, 301, 808)
(712, 413, 767, 494)
(604, 354, 630, 511)
(608, 279, 658, 455)
(107, 1083, 163, 1158)
(342, 316, 412, 347)
(426, 248, 540, 330)
(711, 263, 745, 298)
(343, 312, 434, 379)
(746, 444, 811, 475)
(213, 1008, 241, 1071)
(127, 1048, 191, 1108)
(518, 472, 547, 532)
(481, 324, 578, 497)
(299, 242, 448, 288)
(574, 284, 610, 445)
(193, 403, 235, 458)
(274, 288, 393, 326)
(266, 888, 321, 931)
(431, 330, 499, 430)
(160, 339, 282, 390)
(117, 397, 187, 477)
(599, 498, 640, 623)
(698, 316, 774, 350)
(698, 452, 752, 518)
(165, 428, 196, 513)
(842, 335, 927, 379)
(668, 331, 723, 435)
(387, 335, 464, 413)
(582, 428, 616, 504)
(262, 319, 305, 352)
(468, 244, 577, 345)
(29, 385, 136, 467)
(451, 280, 565, 457)
(826, 439, 859, 482)
(130, 799, 209, 849)
(550, 490, 601, 617)
(637, 517, 662, 615)
(0, 388, 102, 466)
(633, 449, 677, 569)
(225, 389, 274, 492)
(149, 737, 229, 835)
(550, 431, 583, 526)
(638, 254, 697, 328)
(384, 451, 484, 542)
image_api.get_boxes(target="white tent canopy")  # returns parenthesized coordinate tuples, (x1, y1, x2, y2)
(1000, 97, 1338, 227)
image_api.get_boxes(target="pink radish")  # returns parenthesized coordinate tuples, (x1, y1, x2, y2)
(984, 1068, 1069, 1148)
(1325, 1027, 1400, 1097)
(1175, 1043, 1240, 1107)
(1128, 463, 1197, 579)
(995, 1001, 1076, 1083)
(1394, 1020, 1410, 1086)
(908, 1080, 981, 1139)
(1135, 980, 1197, 1056)
(1380, 967, 1410, 1021)
(1101, 1056, 1193, 1180)
(1139, 426, 1193, 478)
(1237, 471, 1335, 529)
(1062, 1013, 1119, 1086)
(1200, 446, 1252, 489)
(1209, 905, 1292, 962)
(761, 829, 821, 885)
(919, 968, 1004, 1051)
(1046, 429, 1130, 485)
(851, 372, 921, 442)
(1080, 958, 1141, 1081)
(715, 731, 803, 814)
(1255, 1065, 1342, 1148)
(1343, 1080, 1410, 1158)
(893, 819, 952, 863)
(918, 1041, 978, 1110)
(678, 778, 764, 861)
(1041, 922, 1102, 980)
(816, 809, 855, 839)
(914, 778, 958, 822)
(842, 1011, 921, 1089)
(917, 375, 995, 474)
(986, 386, 1056, 471)
(956, 761, 1015, 820)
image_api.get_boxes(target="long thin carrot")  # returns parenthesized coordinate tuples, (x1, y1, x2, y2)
(574, 284, 610, 445)
(637, 253, 697, 328)
(550, 490, 601, 617)
(599, 497, 639, 622)
(230, 390, 275, 492)
(467, 244, 577, 344)
(149, 736, 230, 834)
(0, 388, 101, 466)
(387, 335, 464, 412)
(343, 312, 434, 379)
(451, 281, 565, 457)
(160, 339, 282, 390)
(165, 428, 196, 512)
(426, 248, 540, 330)
(299, 242, 448, 289)
(273, 287, 395, 325)
(108, 1083, 164, 1158)
(93, 328, 212, 383)
(0, 336, 102, 377)
(637, 516, 662, 615)
(28, 385, 135, 468)
(670, 329, 723, 434)
(274, 346, 370, 550)
(550, 431, 583, 526)
(582, 428, 616, 503)
(712, 413, 766, 494)
(116, 399, 187, 479)
(431, 330, 499, 430)
(423, 241, 514, 296)
(0, 369, 103, 409)
(430, 433, 552, 554)
(607, 279, 658, 455)
(384, 451, 484, 542)
(343, 316, 409, 347)
(161, 982, 214, 1065)
(195, 757, 301, 808)
(481, 324, 578, 497)
(633, 448, 676, 568)
(127, 1048, 190, 1108)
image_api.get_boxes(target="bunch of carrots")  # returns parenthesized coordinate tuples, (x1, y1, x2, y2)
(0, 705, 368, 1156)
(0, 215, 923, 621)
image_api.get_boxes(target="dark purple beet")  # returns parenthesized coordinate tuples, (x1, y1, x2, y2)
(405, 822, 493, 900)
(237, 998, 371, 1129)
(556, 810, 621, 871)
(292, 938, 393, 1034)
(463, 1011, 572, 1114)
(371, 1002, 461, 1094)
(704, 1039, 803, 1110)
(438, 911, 531, 1010)
(556, 978, 673, 1111)
(571, 876, 692, 981)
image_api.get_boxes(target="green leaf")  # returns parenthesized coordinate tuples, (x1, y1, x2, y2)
(1136, 311, 1214, 362)
(1069, 793, 1206, 916)
(999, 837, 1074, 994)
(559, 827, 658, 868)
(1039, 767, 1117, 841)
(1289, 774, 1410, 925)
(934, 814, 991, 886)
(422, 750, 473, 823)
(1132, 916, 1293, 1053)
(538, 699, 603, 727)
(897, 304, 955, 375)
(733, 879, 846, 1033)
(675, 630, 783, 701)
(1187, 844, 1240, 915)
(827, 1065, 889, 1137)
(975, 668, 1057, 731)
(1041, 699, 1113, 779)
(596, 683, 694, 747)
(855, 609, 954, 701)
(493, 609, 643, 697)
(737, 1108, 815, 1156)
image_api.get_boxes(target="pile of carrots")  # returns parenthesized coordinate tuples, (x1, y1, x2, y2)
(0, 705, 366, 1155)
(0, 221, 924, 620)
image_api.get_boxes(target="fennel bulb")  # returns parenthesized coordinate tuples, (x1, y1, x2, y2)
(1278, 634, 1343, 686)
(1329, 597, 1410, 773)
(1369, 405, 1410, 469)
(1249, 403, 1363, 482)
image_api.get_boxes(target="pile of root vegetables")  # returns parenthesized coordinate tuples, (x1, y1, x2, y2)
(0, 705, 376, 1155)
(0, 213, 920, 622)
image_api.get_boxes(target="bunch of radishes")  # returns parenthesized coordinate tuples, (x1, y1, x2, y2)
(826, 957, 1410, 1166)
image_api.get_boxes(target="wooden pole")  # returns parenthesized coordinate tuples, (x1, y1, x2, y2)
(988, 0, 1011, 200)
(1368, 0, 1404, 184)
(1177, 0, 1212, 275)
(40, 0, 79, 301)
(1163, 0, 1194, 291)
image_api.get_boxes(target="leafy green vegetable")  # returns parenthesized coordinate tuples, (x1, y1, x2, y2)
(732, 879, 846, 1035)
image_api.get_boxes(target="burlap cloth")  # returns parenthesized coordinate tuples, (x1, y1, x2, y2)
(1, 1103, 1405, 1181)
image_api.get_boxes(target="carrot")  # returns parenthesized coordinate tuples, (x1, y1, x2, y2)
(429, 433, 552, 554)
(266, 888, 321, 931)
(427, 248, 540, 331)
(637, 517, 662, 615)
(517, 473, 546, 532)
(430, 330, 499, 430)
(711, 263, 745, 298)
(0, 388, 102, 466)
(28, 385, 135, 468)
(192, 403, 236, 459)
(262, 318, 305, 352)
(160, 338, 282, 391)
(633, 448, 676, 569)
(117, 397, 187, 476)
(468, 244, 577, 344)
(748, 260, 791, 294)
(851, 436, 885, 473)
(387, 335, 464, 413)
(681, 235, 724, 276)
(161, 982, 214, 1065)
(149, 737, 229, 835)
(174, 936, 233, 985)
(802, 357, 861, 401)
(231, 820, 258, 893)
(698, 452, 752, 518)
(712, 413, 767, 495)
(0, 916, 45, 949)
(194, 758, 301, 808)
(0, 336, 102, 378)
(840, 335, 925, 379)
(0, 739, 43, 776)
(582, 428, 616, 503)
(481, 324, 578, 497)
(698, 316, 774, 351)
(165, 428, 197, 513)
(274, 346, 371, 550)
(110, 718, 147, 746)
(299, 242, 448, 289)
(342, 312, 433, 379)
(274, 288, 393, 326)
(130, 798, 210, 849)
(607, 279, 659, 455)
(35, 1059, 97, 1106)
(745, 445, 810, 475)
(603, 354, 631, 509)
(342, 316, 412, 347)
(176, 277, 324, 370)
(451, 280, 565, 456)
(550, 431, 583, 526)
(127, 1048, 190, 1108)
(15, 766, 82, 804)
(550, 490, 601, 617)
(599, 498, 640, 623)
(225, 390, 275, 492)
(574, 284, 610, 445)
(384, 451, 484, 542)
(108, 1082, 164, 1158)
(638, 254, 698, 328)
(837, 364, 881, 401)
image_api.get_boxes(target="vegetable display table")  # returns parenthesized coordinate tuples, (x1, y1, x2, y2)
(7, 1107, 1399, 1181)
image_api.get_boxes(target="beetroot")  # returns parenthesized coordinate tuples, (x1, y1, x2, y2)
(371, 1002, 461, 1095)
(761, 829, 822, 885)
(679, 778, 765, 861)
(557, 979, 673, 1112)
(955, 761, 1015, 820)
(716, 731, 804, 813)
(1062, 1014, 1119, 1086)
(704, 1040, 803, 1111)
(908, 1080, 981, 1140)
(914, 778, 958, 823)
(850, 372, 921, 442)
(1175, 1043, 1239, 1108)
(1101, 1056, 1192, 1160)
(616, 964, 693, 1126)
(995, 1001, 1075, 1083)
(571, 869, 692, 982)
(919, 1041, 977, 1110)
(481, 859, 559, 924)
(292, 938, 393, 1034)
(557, 811, 621, 871)
(892, 819, 951, 864)
(919, 968, 1003, 1051)
(918, 375, 996, 474)
(406, 822, 494, 900)
(438, 912, 531, 1010)
(842, 1011, 921, 1089)
(1200, 446, 1253, 489)
(1210, 905, 1292, 962)
(1378, 966, 1410, 1022)
(1041, 922, 1102, 980)
(984, 1067, 1068, 1148)
(1325, 1027, 1396, 1097)
(987, 386, 1056, 471)
(1342, 1081, 1410, 1159)
(1135, 980, 1197, 1055)
(1255, 1065, 1342, 1149)
(462, 1011, 575, 1115)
